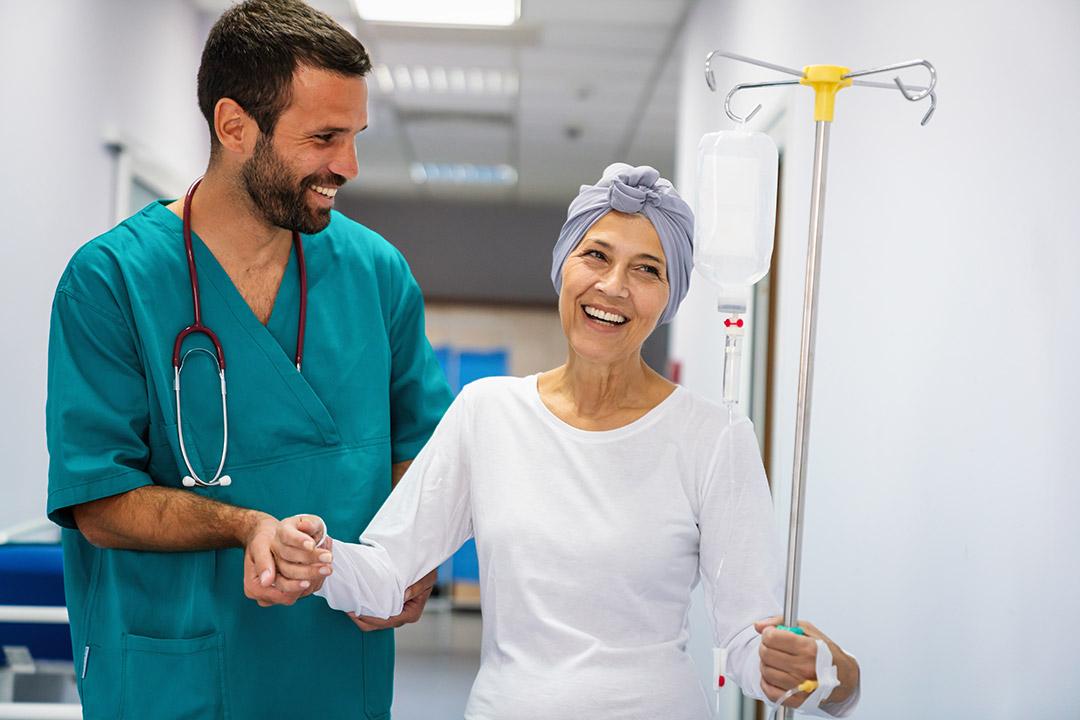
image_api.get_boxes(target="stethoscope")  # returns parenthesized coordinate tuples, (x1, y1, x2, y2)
(172, 177, 308, 488)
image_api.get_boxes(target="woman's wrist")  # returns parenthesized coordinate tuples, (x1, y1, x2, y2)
(821, 643, 859, 709)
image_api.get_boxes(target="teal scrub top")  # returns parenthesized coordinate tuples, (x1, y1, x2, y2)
(45, 201, 453, 720)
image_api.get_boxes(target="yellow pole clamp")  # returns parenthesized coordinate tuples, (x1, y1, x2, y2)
(799, 65, 853, 122)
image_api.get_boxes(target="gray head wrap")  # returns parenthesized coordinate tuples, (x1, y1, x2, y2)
(551, 163, 694, 325)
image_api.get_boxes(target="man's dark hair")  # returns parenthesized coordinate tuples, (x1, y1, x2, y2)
(197, 0, 371, 155)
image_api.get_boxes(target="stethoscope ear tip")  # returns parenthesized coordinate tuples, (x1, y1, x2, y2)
(182, 476, 196, 488)
(218, 475, 232, 487)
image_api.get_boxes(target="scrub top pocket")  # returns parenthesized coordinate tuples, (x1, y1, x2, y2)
(120, 632, 228, 720)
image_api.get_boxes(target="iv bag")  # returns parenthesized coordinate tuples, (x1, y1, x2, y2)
(694, 129, 779, 306)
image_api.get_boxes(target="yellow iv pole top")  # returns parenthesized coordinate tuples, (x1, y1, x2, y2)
(800, 65, 853, 122)
(703, 51, 937, 126)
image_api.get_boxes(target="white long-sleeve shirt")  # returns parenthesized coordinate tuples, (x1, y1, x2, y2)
(318, 375, 853, 719)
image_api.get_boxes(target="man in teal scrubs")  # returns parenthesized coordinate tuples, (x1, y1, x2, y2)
(45, 2, 452, 717)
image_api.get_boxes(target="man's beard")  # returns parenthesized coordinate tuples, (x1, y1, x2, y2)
(241, 134, 343, 235)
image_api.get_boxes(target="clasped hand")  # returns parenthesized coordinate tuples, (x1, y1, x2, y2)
(244, 514, 437, 631)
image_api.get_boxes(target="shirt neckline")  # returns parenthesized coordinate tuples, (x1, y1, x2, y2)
(525, 373, 684, 442)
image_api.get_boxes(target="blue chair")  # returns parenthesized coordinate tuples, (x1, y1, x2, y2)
(432, 346, 454, 391)
(0, 544, 72, 662)
(458, 349, 508, 390)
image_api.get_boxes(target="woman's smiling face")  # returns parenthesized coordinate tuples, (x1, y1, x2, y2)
(558, 210, 670, 366)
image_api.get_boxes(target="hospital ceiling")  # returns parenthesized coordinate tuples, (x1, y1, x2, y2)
(191, 0, 691, 203)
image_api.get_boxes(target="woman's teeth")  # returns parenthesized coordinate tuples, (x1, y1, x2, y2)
(584, 305, 627, 325)
(311, 184, 338, 198)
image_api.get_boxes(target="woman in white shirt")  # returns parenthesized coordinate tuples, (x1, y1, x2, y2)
(270, 164, 860, 719)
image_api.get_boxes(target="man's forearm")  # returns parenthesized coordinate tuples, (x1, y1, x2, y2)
(391, 459, 412, 489)
(73, 485, 271, 552)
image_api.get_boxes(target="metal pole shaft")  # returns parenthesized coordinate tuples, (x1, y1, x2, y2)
(776, 120, 831, 720)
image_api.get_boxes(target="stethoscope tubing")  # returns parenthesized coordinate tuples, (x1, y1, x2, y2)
(175, 350, 230, 488)
(173, 177, 308, 487)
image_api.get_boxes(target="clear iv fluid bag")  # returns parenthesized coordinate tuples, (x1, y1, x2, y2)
(694, 129, 779, 300)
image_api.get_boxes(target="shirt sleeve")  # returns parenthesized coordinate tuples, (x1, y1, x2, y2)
(46, 280, 154, 529)
(316, 388, 473, 617)
(698, 416, 782, 704)
(385, 251, 454, 464)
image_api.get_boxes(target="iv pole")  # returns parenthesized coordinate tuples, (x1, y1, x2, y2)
(703, 51, 937, 720)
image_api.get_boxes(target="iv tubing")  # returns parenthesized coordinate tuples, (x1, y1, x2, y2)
(767, 680, 820, 720)
(721, 314, 745, 407)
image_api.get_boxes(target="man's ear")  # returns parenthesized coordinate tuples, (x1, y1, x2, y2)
(213, 97, 257, 156)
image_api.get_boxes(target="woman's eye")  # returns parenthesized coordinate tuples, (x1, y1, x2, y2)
(585, 249, 606, 261)
(640, 265, 661, 277)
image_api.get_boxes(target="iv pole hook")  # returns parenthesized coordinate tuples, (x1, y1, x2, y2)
(844, 59, 938, 125)
(705, 49, 803, 90)
(724, 79, 803, 124)
(705, 50, 804, 124)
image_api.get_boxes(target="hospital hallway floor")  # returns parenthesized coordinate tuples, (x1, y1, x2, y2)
(392, 601, 483, 719)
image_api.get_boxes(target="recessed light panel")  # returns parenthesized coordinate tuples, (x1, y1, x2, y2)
(410, 163, 518, 186)
(371, 64, 518, 96)
(353, 0, 519, 27)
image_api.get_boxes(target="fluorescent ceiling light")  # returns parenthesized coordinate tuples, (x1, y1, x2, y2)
(371, 64, 518, 96)
(372, 64, 395, 94)
(393, 65, 413, 91)
(411, 163, 518, 186)
(352, 0, 519, 27)
(449, 68, 467, 93)
(412, 66, 430, 91)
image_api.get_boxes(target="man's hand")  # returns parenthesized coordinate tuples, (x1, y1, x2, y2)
(754, 616, 860, 710)
(243, 513, 309, 607)
(243, 513, 330, 607)
(268, 515, 335, 597)
(347, 568, 437, 632)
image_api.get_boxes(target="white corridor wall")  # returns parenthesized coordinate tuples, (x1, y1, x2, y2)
(0, 1, 208, 532)
(672, 1, 1080, 717)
